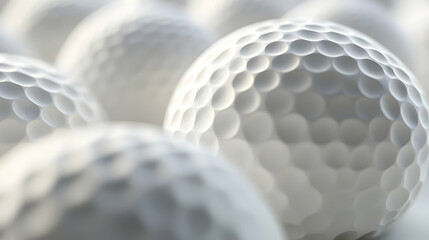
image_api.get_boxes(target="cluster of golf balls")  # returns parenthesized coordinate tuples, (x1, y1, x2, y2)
(0, 0, 427, 240)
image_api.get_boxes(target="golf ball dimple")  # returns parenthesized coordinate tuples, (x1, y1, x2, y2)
(56, 3, 215, 125)
(284, 0, 415, 69)
(0, 54, 104, 156)
(164, 19, 429, 240)
(1, 0, 114, 63)
(0, 123, 286, 240)
(187, 0, 300, 37)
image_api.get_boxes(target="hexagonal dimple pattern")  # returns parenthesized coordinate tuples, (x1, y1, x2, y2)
(0, 54, 104, 156)
(0, 124, 285, 240)
(164, 19, 429, 240)
(56, 3, 215, 125)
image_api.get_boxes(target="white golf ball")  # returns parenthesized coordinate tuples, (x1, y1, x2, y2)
(0, 54, 104, 156)
(284, 0, 415, 69)
(0, 123, 286, 240)
(1, 0, 114, 63)
(395, 0, 429, 95)
(187, 0, 301, 37)
(164, 19, 429, 240)
(56, 3, 215, 125)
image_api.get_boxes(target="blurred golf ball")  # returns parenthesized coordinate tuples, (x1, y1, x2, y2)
(187, 0, 301, 37)
(164, 19, 429, 240)
(0, 123, 286, 240)
(57, 2, 215, 125)
(0, 54, 104, 156)
(1, 0, 114, 63)
(284, 0, 415, 69)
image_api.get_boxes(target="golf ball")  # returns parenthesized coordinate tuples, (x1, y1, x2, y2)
(164, 19, 429, 240)
(187, 0, 300, 37)
(1, 0, 114, 63)
(0, 123, 286, 240)
(57, 2, 215, 125)
(284, 0, 415, 69)
(0, 54, 104, 156)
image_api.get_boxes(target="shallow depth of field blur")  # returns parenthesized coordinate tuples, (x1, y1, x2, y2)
(0, 0, 427, 239)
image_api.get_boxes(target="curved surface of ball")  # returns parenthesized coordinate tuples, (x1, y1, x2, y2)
(164, 19, 429, 240)
(284, 0, 415, 68)
(0, 54, 104, 156)
(0, 123, 286, 240)
(1, 0, 114, 63)
(395, 0, 429, 94)
(57, 3, 215, 125)
(188, 0, 300, 37)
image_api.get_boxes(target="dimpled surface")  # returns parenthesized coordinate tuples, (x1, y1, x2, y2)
(284, 0, 415, 69)
(0, 123, 285, 240)
(1, 0, 114, 63)
(0, 54, 104, 156)
(57, 3, 215, 125)
(164, 19, 429, 240)
(187, 0, 300, 37)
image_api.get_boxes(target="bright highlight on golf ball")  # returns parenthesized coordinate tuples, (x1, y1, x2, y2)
(0, 123, 285, 240)
(57, 2, 215, 125)
(0, 54, 104, 156)
(164, 19, 429, 240)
